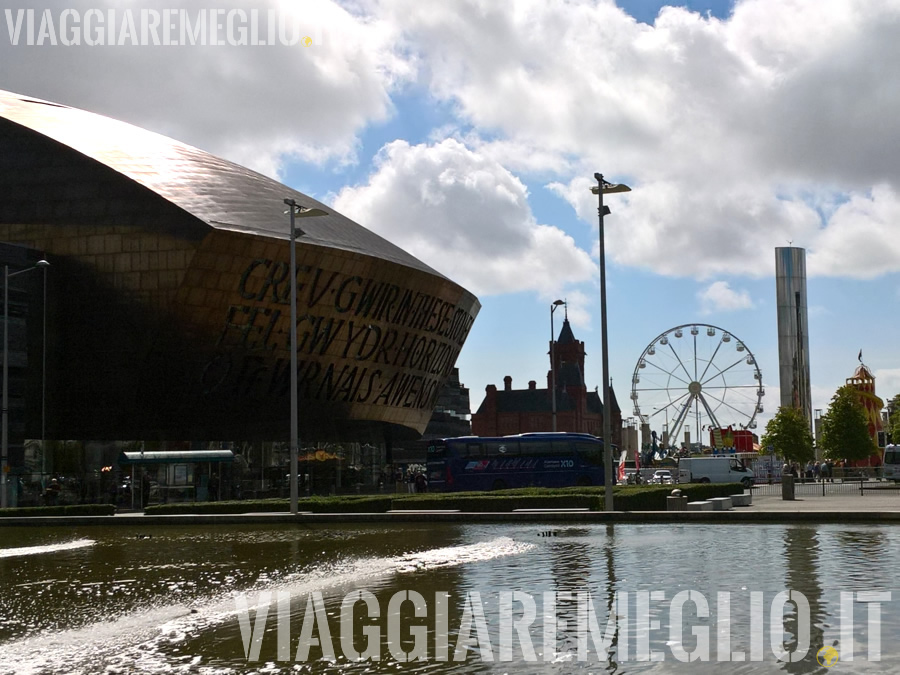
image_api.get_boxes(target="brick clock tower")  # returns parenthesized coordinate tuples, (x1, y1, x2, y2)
(472, 317, 621, 447)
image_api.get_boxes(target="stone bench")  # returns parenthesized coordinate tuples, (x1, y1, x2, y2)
(708, 497, 733, 511)
(686, 501, 712, 511)
(513, 508, 590, 512)
(731, 493, 752, 507)
(387, 509, 461, 513)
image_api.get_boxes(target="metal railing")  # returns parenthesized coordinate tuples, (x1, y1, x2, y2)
(752, 477, 900, 497)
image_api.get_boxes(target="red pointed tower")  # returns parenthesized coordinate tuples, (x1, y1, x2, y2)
(845, 361, 884, 466)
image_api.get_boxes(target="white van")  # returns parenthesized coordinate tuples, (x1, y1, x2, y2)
(678, 456, 754, 488)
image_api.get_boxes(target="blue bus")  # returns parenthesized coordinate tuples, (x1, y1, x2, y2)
(426, 432, 608, 492)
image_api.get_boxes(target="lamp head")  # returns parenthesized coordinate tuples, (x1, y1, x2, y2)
(36, 260, 49, 267)
(552, 299, 565, 306)
(590, 173, 632, 195)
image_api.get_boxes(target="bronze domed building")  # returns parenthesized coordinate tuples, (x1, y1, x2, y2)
(0, 89, 479, 449)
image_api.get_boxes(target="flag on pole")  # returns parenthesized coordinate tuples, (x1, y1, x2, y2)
(858, 349, 863, 363)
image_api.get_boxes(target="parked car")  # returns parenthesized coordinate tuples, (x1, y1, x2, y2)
(650, 470, 675, 485)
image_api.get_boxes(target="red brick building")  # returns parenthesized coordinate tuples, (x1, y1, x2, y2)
(471, 318, 621, 447)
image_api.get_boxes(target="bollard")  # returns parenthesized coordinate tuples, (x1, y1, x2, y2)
(667, 488, 689, 511)
(782, 475, 795, 500)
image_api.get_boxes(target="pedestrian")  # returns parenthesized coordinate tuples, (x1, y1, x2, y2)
(141, 471, 151, 508)
(813, 462, 821, 482)
(44, 478, 61, 506)
(415, 472, 428, 493)
(407, 469, 416, 494)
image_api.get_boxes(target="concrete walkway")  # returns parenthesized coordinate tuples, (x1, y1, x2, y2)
(4, 490, 900, 526)
(749, 491, 900, 513)
(1, 492, 900, 526)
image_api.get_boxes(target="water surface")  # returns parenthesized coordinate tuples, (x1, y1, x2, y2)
(0, 522, 894, 673)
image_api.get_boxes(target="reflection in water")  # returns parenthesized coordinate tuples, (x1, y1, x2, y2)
(828, 526, 891, 663)
(604, 524, 619, 674)
(0, 538, 95, 559)
(0, 523, 897, 673)
(780, 527, 827, 674)
(547, 527, 593, 664)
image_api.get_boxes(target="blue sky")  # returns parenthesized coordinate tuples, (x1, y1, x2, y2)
(2, 0, 898, 442)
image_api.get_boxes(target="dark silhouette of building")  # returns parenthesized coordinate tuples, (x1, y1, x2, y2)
(393, 367, 471, 464)
(422, 367, 471, 439)
(471, 317, 621, 446)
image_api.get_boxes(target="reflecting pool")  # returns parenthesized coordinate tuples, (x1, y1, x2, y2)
(0, 522, 896, 673)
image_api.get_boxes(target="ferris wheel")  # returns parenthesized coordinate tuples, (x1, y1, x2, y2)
(630, 324, 764, 449)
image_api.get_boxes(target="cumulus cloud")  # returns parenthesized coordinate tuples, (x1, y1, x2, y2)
(697, 281, 755, 314)
(371, 0, 900, 280)
(807, 185, 900, 278)
(6, 0, 900, 282)
(331, 139, 596, 296)
(0, 0, 410, 176)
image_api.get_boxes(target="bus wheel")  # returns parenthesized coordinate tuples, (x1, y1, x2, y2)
(576, 476, 592, 487)
(699, 478, 710, 484)
(492, 480, 507, 491)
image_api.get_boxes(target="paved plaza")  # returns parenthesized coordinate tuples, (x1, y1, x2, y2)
(750, 491, 900, 513)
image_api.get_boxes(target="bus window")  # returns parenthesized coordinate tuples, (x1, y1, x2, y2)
(885, 446, 900, 465)
(489, 440, 518, 456)
(520, 440, 552, 456)
(551, 440, 573, 456)
(884, 445, 900, 482)
(466, 443, 483, 457)
(575, 442, 603, 466)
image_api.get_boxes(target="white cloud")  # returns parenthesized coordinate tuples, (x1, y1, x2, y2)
(697, 281, 755, 314)
(331, 138, 596, 296)
(371, 0, 900, 280)
(0, 0, 411, 176)
(557, 289, 593, 333)
(807, 185, 900, 279)
(6, 0, 900, 282)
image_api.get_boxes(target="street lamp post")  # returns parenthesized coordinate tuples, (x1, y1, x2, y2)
(591, 173, 631, 512)
(1, 259, 49, 508)
(550, 299, 565, 432)
(283, 199, 328, 516)
(41, 263, 47, 487)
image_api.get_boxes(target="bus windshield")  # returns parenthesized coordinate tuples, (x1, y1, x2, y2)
(885, 446, 900, 466)
(426, 433, 607, 492)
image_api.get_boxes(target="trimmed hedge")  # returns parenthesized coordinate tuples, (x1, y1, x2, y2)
(392, 494, 597, 511)
(613, 483, 744, 511)
(145, 495, 394, 515)
(142, 483, 746, 515)
(0, 503, 116, 517)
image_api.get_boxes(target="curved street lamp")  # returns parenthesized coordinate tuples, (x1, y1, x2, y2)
(1, 259, 49, 508)
(283, 200, 328, 515)
(591, 173, 631, 512)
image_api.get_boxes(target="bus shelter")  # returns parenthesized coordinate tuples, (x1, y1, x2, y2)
(118, 450, 235, 507)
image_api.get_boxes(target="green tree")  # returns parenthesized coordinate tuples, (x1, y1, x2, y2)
(889, 394, 900, 445)
(819, 385, 876, 462)
(761, 406, 814, 465)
